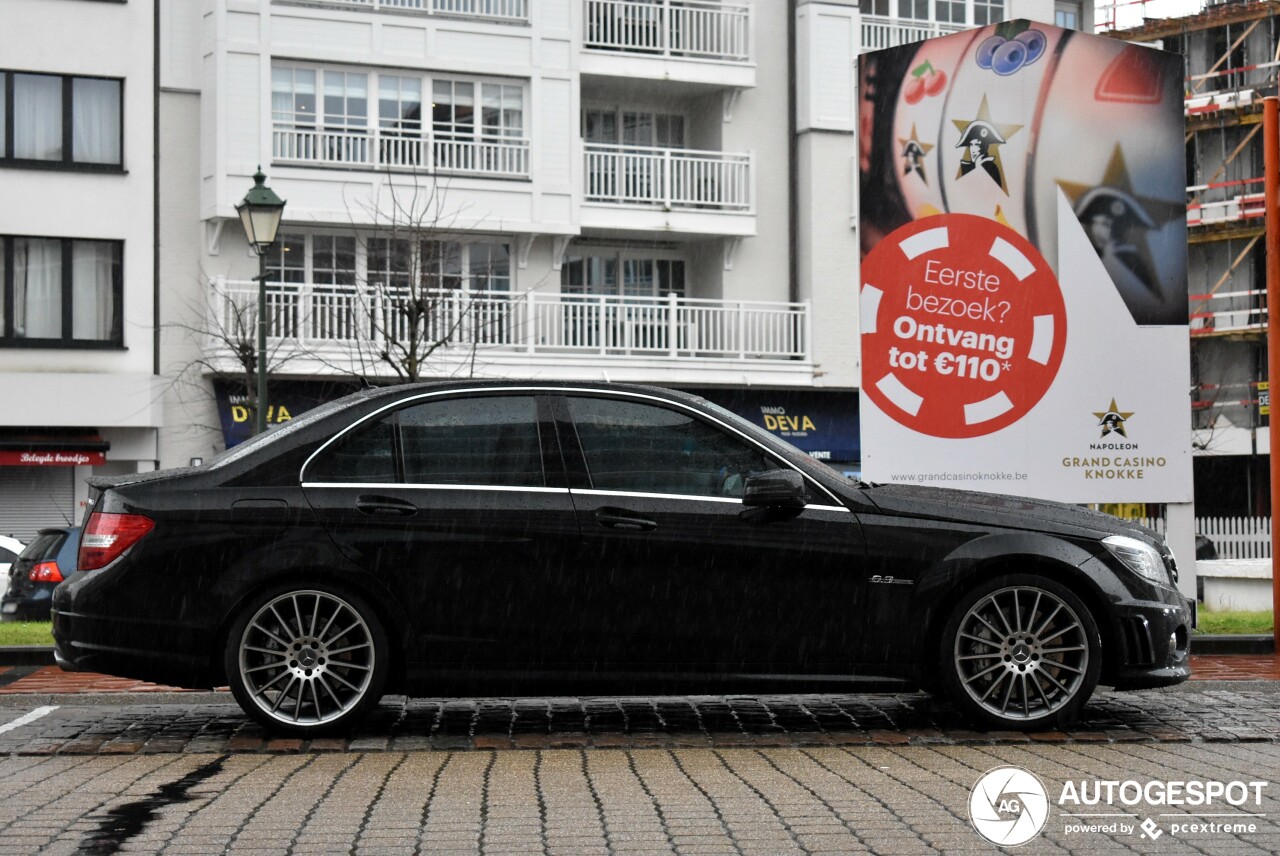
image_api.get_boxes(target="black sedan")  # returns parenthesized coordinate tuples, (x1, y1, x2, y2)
(53, 381, 1191, 735)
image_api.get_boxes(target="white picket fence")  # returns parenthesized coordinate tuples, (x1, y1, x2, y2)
(1138, 516, 1272, 560)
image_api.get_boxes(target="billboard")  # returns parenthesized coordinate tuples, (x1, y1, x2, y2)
(858, 20, 1192, 503)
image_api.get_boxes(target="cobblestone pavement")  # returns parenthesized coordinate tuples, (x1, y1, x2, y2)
(0, 743, 1277, 855)
(0, 683, 1276, 756)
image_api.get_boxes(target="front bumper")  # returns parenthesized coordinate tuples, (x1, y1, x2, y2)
(1105, 595, 1193, 690)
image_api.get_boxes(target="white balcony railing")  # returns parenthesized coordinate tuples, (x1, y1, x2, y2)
(273, 127, 531, 178)
(276, 0, 530, 24)
(859, 14, 966, 54)
(585, 144, 752, 211)
(212, 280, 808, 361)
(584, 0, 751, 63)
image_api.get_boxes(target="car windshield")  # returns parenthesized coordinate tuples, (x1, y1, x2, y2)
(20, 532, 64, 562)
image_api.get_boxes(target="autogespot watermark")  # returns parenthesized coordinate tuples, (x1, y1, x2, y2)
(969, 766, 1270, 846)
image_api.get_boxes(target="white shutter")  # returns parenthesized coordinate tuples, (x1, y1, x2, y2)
(0, 468, 76, 543)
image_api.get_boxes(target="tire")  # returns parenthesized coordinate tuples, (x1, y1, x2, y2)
(939, 574, 1101, 731)
(224, 584, 389, 736)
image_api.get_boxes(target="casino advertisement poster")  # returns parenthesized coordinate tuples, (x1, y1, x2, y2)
(857, 20, 1192, 503)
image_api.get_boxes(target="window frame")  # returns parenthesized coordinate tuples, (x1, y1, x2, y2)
(0, 234, 125, 349)
(301, 392, 560, 490)
(0, 70, 124, 172)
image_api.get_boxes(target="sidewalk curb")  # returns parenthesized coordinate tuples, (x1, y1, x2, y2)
(0, 646, 53, 666)
(1192, 634, 1275, 655)
(0, 637, 1275, 667)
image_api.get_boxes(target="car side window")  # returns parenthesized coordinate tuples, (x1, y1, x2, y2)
(399, 396, 544, 487)
(0, 548, 15, 564)
(307, 417, 397, 483)
(308, 395, 545, 487)
(567, 396, 779, 498)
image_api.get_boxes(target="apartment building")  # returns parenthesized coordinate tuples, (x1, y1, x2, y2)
(0, 0, 160, 540)
(155, 0, 1055, 476)
(1099, 0, 1280, 517)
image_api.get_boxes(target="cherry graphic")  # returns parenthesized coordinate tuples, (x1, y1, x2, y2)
(906, 61, 947, 104)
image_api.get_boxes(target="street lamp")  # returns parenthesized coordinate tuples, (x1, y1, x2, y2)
(235, 168, 286, 436)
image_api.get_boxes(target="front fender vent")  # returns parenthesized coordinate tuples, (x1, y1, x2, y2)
(1120, 615, 1155, 667)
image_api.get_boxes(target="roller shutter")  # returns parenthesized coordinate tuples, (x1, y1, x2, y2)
(0, 468, 76, 543)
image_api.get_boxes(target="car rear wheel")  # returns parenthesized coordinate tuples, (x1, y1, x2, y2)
(224, 585, 388, 736)
(940, 575, 1101, 731)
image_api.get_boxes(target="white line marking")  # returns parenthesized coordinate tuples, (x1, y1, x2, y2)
(899, 227, 949, 259)
(989, 237, 1035, 280)
(965, 392, 1014, 425)
(861, 285, 884, 334)
(0, 706, 57, 735)
(876, 373, 924, 416)
(1029, 315, 1055, 365)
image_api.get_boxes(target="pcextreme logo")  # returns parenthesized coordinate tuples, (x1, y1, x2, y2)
(969, 766, 1050, 846)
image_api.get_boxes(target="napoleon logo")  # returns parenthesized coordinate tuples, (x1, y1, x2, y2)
(899, 124, 935, 185)
(952, 96, 1023, 195)
(1093, 399, 1134, 439)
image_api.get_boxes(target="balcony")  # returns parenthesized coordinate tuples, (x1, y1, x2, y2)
(272, 127, 530, 179)
(858, 14, 966, 54)
(274, 0, 530, 24)
(582, 144, 755, 235)
(581, 0, 755, 88)
(208, 279, 811, 383)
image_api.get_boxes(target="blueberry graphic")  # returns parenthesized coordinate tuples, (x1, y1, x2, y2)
(991, 38, 1027, 76)
(1015, 29, 1047, 65)
(976, 35, 1004, 70)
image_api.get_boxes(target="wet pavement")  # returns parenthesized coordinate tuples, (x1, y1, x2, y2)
(0, 655, 1270, 755)
(0, 659, 1276, 853)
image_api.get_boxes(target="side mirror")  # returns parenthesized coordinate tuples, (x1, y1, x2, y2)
(742, 469, 807, 509)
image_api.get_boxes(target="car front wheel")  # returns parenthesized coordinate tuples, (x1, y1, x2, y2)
(940, 575, 1101, 731)
(224, 585, 389, 736)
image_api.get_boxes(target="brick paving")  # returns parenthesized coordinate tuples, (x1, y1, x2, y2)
(1, 744, 1279, 854)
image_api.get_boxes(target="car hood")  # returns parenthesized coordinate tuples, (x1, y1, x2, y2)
(858, 483, 1153, 541)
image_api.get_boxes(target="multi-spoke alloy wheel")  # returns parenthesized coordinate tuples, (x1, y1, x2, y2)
(941, 576, 1101, 730)
(225, 587, 388, 735)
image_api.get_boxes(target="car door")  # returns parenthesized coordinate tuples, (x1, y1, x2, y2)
(555, 392, 870, 676)
(300, 391, 583, 670)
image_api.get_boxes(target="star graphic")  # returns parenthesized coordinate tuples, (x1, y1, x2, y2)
(952, 96, 1023, 195)
(898, 124, 934, 185)
(1092, 398, 1134, 438)
(1057, 145, 1183, 297)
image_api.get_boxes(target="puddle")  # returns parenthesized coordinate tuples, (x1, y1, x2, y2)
(77, 756, 226, 854)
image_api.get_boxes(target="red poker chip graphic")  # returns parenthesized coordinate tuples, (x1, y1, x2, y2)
(860, 214, 1066, 439)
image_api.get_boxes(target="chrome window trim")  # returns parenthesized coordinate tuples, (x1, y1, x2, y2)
(570, 488, 850, 514)
(298, 385, 848, 508)
(301, 482, 570, 495)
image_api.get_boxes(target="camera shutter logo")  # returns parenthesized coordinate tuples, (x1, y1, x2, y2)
(970, 766, 1050, 846)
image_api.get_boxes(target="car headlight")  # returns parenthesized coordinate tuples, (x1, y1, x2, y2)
(1102, 535, 1169, 585)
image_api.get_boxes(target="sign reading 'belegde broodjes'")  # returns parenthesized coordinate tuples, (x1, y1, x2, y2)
(0, 451, 107, 467)
(857, 20, 1192, 503)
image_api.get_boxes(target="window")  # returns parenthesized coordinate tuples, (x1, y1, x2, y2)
(399, 396, 543, 486)
(266, 233, 307, 284)
(1054, 1, 1081, 29)
(272, 67, 316, 127)
(584, 109, 684, 148)
(1, 236, 122, 346)
(313, 236, 356, 287)
(308, 395, 544, 487)
(561, 250, 684, 298)
(2, 71, 122, 168)
(973, 0, 1002, 25)
(567, 397, 778, 498)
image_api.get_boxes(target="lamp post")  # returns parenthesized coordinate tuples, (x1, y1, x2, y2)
(235, 168, 286, 436)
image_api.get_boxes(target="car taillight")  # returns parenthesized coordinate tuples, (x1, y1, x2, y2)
(79, 512, 155, 571)
(29, 561, 63, 583)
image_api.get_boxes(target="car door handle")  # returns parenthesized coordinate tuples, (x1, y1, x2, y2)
(594, 507, 657, 532)
(355, 495, 418, 517)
